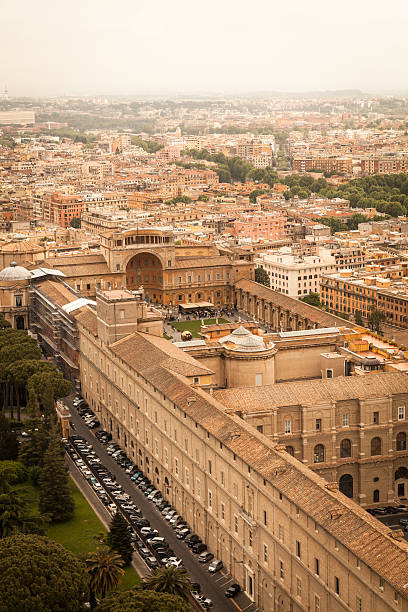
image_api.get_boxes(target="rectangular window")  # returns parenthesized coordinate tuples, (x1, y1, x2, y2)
(185, 467, 190, 486)
(174, 458, 179, 476)
(296, 540, 301, 559)
(315, 418, 321, 431)
(280, 561, 284, 579)
(279, 524, 284, 542)
(257, 424, 263, 433)
(208, 460, 212, 474)
(315, 557, 319, 576)
(342, 413, 349, 427)
(221, 503, 225, 520)
(263, 510, 267, 526)
(398, 406, 405, 420)
(356, 597, 362, 612)
(234, 516, 238, 534)
(221, 471, 225, 486)
(233, 483, 238, 498)
(335, 576, 340, 595)
(373, 411, 379, 424)
(315, 595, 320, 612)
(249, 530, 253, 548)
(208, 489, 212, 509)
(326, 369, 333, 378)
(196, 478, 201, 497)
(263, 544, 268, 563)
(284, 419, 291, 434)
(296, 577, 302, 598)
(195, 448, 199, 463)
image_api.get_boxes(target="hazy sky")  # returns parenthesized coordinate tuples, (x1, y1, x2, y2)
(2, 0, 408, 96)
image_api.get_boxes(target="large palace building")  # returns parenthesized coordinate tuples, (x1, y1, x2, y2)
(74, 289, 408, 612)
(31, 228, 254, 306)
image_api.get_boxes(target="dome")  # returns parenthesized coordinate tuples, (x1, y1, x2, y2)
(0, 261, 31, 282)
(220, 325, 272, 352)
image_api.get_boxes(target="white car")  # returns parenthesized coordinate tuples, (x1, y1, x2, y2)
(165, 557, 183, 569)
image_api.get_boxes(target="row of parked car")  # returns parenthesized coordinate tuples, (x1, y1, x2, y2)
(73, 397, 100, 429)
(121, 454, 241, 602)
(68, 396, 242, 607)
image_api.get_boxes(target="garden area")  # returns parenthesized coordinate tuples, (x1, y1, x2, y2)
(170, 317, 229, 338)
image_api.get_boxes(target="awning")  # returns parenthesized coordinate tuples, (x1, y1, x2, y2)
(179, 301, 214, 311)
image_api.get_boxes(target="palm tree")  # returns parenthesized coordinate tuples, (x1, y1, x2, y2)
(86, 547, 125, 608)
(144, 566, 192, 601)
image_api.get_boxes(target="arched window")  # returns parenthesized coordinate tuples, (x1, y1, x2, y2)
(340, 439, 352, 458)
(339, 474, 353, 498)
(371, 437, 382, 456)
(286, 446, 294, 456)
(373, 489, 380, 503)
(395, 467, 408, 481)
(314, 444, 325, 463)
(397, 432, 407, 451)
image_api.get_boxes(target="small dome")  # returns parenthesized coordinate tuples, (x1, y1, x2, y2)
(220, 325, 272, 352)
(0, 262, 31, 282)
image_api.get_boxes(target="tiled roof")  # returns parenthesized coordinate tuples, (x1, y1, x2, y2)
(74, 306, 98, 336)
(34, 279, 78, 307)
(111, 332, 212, 378)
(173, 256, 232, 269)
(235, 279, 348, 327)
(214, 372, 408, 413)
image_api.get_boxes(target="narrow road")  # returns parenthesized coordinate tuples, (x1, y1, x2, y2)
(67, 396, 260, 612)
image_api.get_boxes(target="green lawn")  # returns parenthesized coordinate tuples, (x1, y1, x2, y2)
(170, 317, 229, 338)
(16, 479, 140, 590)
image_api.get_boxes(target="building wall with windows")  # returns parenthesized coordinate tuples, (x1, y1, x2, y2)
(76, 304, 408, 611)
(214, 374, 408, 506)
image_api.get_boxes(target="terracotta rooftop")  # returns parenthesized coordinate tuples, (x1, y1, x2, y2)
(214, 372, 408, 413)
(235, 279, 349, 327)
(34, 278, 78, 307)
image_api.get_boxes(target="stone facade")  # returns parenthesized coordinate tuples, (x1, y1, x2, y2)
(76, 302, 408, 611)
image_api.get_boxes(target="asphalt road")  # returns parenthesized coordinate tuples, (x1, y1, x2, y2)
(377, 513, 408, 541)
(67, 396, 260, 612)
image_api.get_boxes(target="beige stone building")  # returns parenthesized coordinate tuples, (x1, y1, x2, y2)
(76, 294, 408, 612)
(214, 375, 408, 506)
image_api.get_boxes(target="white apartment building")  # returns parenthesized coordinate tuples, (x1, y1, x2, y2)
(255, 247, 338, 297)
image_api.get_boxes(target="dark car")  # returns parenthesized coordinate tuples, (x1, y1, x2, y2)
(373, 507, 388, 515)
(399, 518, 408, 527)
(156, 548, 173, 559)
(185, 533, 201, 546)
(198, 551, 214, 564)
(192, 542, 207, 554)
(225, 583, 241, 598)
(134, 518, 150, 528)
(191, 583, 201, 594)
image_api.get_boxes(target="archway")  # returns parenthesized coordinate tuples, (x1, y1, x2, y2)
(339, 474, 353, 498)
(126, 252, 163, 301)
(15, 315, 25, 330)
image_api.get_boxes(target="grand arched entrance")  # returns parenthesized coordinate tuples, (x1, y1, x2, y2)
(126, 252, 163, 302)
(339, 474, 353, 499)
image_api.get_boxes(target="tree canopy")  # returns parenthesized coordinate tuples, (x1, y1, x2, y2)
(97, 589, 190, 612)
(255, 267, 270, 288)
(0, 534, 88, 612)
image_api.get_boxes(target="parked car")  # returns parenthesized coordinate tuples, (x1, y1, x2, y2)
(185, 533, 201, 546)
(208, 559, 223, 573)
(192, 542, 207, 554)
(138, 547, 151, 558)
(176, 528, 190, 540)
(146, 557, 159, 569)
(198, 551, 214, 564)
(399, 518, 408, 527)
(225, 583, 241, 598)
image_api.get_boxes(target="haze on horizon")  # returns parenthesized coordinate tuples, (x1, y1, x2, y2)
(3, 0, 408, 98)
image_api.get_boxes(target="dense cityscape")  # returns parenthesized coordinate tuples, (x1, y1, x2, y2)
(2, 2, 408, 611)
